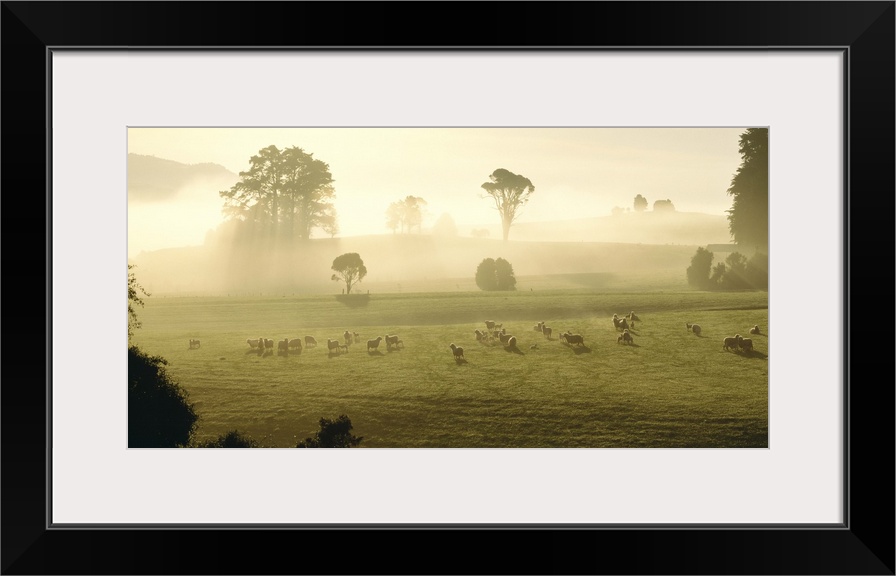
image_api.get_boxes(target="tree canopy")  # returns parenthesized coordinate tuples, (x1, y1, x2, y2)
(475, 257, 517, 291)
(480, 168, 535, 242)
(296, 415, 363, 448)
(385, 195, 428, 234)
(220, 145, 336, 241)
(331, 252, 367, 294)
(129, 345, 199, 447)
(726, 128, 769, 251)
(633, 194, 648, 212)
(128, 264, 150, 340)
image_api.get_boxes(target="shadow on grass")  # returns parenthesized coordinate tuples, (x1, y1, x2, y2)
(740, 350, 768, 360)
(367, 350, 384, 356)
(570, 345, 592, 355)
(504, 345, 525, 355)
(335, 293, 371, 308)
(453, 357, 468, 365)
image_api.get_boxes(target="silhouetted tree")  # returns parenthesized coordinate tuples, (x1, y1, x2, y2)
(129, 345, 199, 447)
(653, 199, 675, 212)
(197, 430, 258, 448)
(128, 264, 150, 340)
(686, 247, 714, 290)
(296, 415, 363, 448)
(385, 195, 427, 234)
(719, 252, 750, 289)
(331, 252, 367, 294)
(480, 168, 535, 242)
(744, 251, 769, 290)
(633, 194, 648, 212)
(710, 262, 727, 288)
(475, 257, 516, 291)
(220, 145, 336, 241)
(726, 128, 769, 251)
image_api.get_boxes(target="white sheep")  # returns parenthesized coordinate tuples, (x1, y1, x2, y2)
(449, 343, 465, 361)
(499, 332, 514, 346)
(723, 335, 740, 351)
(288, 338, 303, 351)
(563, 332, 585, 347)
(264, 338, 274, 350)
(533, 322, 544, 332)
(343, 330, 353, 345)
(626, 311, 641, 322)
(304, 335, 317, 347)
(736, 334, 754, 353)
(327, 339, 341, 353)
(246, 338, 260, 349)
(687, 322, 702, 336)
(485, 320, 496, 331)
(385, 334, 402, 351)
(542, 325, 553, 340)
(620, 329, 634, 345)
(750, 325, 761, 335)
(367, 336, 383, 352)
(278, 338, 289, 353)
(613, 316, 629, 331)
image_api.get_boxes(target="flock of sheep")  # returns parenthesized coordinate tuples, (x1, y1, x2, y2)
(238, 331, 405, 357)
(690, 322, 762, 354)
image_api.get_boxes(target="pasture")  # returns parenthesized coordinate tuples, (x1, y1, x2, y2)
(130, 284, 769, 448)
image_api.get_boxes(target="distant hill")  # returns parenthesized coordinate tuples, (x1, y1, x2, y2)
(128, 154, 238, 202)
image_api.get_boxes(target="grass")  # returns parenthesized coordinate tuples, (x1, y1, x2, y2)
(130, 286, 768, 448)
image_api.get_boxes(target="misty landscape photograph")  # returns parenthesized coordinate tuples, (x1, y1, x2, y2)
(127, 127, 769, 449)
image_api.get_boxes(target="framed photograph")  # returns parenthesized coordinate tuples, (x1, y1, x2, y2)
(5, 1, 892, 574)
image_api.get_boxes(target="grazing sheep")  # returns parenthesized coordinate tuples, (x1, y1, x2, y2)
(367, 336, 383, 352)
(493, 323, 503, 330)
(750, 325, 761, 335)
(559, 332, 568, 344)
(736, 335, 754, 353)
(304, 336, 317, 347)
(542, 326, 553, 340)
(507, 336, 517, 348)
(189, 339, 201, 349)
(626, 311, 641, 322)
(278, 339, 289, 353)
(288, 338, 303, 351)
(246, 338, 260, 349)
(617, 329, 634, 345)
(485, 320, 496, 331)
(686, 323, 702, 336)
(327, 339, 341, 353)
(533, 322, 544, 332)
(344, 330, 353, 345)
(339, 343, 349, 354)
(474, 329, 490, 342)
(499, 332, 514, 345)
(614, 317, 630, 331)
(723, 335, 740, 351)
(449, 343, 465, 361)
(563, 332, 585, 347)
(264, 338, 274, 350)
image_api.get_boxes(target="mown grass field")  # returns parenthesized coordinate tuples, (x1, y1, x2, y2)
(130, 281, 768, 448)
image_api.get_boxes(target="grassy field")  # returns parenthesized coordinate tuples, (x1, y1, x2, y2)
(130, 279, 769, 449)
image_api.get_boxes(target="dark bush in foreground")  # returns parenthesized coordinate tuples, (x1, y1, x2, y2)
(128, 345, 199, 448)
(196, 430, 259, 448)
(296, 415, 363, 448)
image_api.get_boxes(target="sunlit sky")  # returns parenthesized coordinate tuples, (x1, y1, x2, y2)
(127, 127, 747, 257)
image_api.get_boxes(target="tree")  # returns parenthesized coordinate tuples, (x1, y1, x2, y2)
(331, 252, 367, 294)
(480, 168, 535, 242)
(432, 213, 457, 237)
(475, 257, 517, 291)
(220, 145, 336, 241)
(385, 195, 427, 234)
(633, 194, 648, 212)
(686, 247, 714, 290)
(653, 199, 675, 212)
(128, 264, 150, 340)
(197, 430, 259, 448)
(129, 345, 199, 447)
(296, 415, 363, 448)
(726, 128, 769, 251)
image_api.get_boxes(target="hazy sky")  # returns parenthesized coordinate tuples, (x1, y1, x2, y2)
(127, 127, 748, 257)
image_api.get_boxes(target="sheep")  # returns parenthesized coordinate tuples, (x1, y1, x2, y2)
(723, 335, 740, 351)
(485, 320, 496, 331)
(563, 332, 585, 347)
(626, 311, 641, 322)
(533, 322, 544, 332)
(278, 338, 289, 353)
(353, 331, 360, 343)
(750, 325, 761, 335)
(327, 339, 341, 353)
(367, 336, 383, 352)
(343, 330, 353, 345)
(542, 326, 553, 340)
(736, 334, 754, 353)
(686, 322, 702, 336)
(246, 338, 261, 349)
(189, 338, 201, 349)
(385, 334, 402, 351)
(499, 332, 514, 346)
(304, 335, 317, 348)
(617, 329, 634, 345)
(493, 323, 503, 330)
(288, 338, 303, 351)
(613, 317, 630, 331)
(449, 343, 465, 361)
(339, 343, 349, 354)
(507, 336, 517, 348)
(264, 338, 274, 350)
(474, 329, 490, 342)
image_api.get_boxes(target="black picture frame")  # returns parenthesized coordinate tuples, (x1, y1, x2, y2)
(3, 2, 892, 574)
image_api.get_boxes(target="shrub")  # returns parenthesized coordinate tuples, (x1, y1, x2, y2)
(296, 415, 363, 448)
(475, 257, 517, 291)
(686, 247, 714, 290)
(197, 430, 259, 448)
(128, 345, 199, 448)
